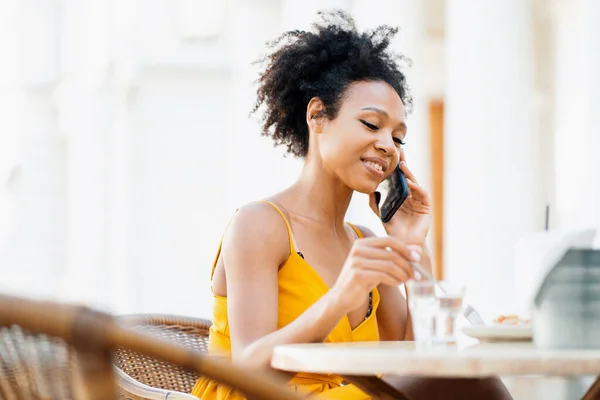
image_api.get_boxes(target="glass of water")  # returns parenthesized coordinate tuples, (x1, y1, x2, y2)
(406, 280, 466, 346)
(434, 283, 466, 344)
(405, 280, 438, 346)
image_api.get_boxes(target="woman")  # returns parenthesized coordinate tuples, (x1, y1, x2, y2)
(192, 10, 512, 400)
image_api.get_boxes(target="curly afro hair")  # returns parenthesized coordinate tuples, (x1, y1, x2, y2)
(251, 9, 412, 158)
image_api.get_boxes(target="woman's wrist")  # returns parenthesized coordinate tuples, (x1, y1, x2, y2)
(325, 286, 354, 316)
(384, 223, 425, 246)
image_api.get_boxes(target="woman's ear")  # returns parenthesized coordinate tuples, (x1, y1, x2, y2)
(306, 97, 326, 134)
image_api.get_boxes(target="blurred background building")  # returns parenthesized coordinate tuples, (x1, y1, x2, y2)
(1, 0, 599, 325)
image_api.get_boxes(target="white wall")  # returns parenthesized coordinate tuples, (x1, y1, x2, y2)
(0, 0, 68, 300)
(553, 0, 600, 229)
(128, 69, 231, 316)
(443, 0, 541, 319)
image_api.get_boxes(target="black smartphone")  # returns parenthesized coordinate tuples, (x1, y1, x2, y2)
(376, 163, 409, 223)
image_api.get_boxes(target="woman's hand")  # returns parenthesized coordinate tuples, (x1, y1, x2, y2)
(369, 150, 432, 245)
(330, 236, 420, 313)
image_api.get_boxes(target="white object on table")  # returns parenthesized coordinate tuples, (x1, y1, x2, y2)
(462, 324, 532, 342)
(514, 228, 597, 318)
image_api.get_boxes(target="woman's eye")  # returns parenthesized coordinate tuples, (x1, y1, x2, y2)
(393, 137, 406, 146)
(360, 120, 379, 131)
(361, 119, 405, 146)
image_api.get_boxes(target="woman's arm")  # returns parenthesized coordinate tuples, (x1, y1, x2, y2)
(355, 225, 409, 341)
(355, 225, 433, 341)
(224, 204, 349, 369)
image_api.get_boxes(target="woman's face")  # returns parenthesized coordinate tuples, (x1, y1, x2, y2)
(314, 80, 407, 194)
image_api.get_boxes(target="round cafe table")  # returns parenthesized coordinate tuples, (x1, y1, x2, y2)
(271, 341, 600, 399)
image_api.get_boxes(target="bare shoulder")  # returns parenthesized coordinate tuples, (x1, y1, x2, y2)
(221, 201, 291, 270)
(353, 224, 378, 238)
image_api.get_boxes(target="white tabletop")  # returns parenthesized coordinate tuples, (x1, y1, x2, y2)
(272, 341, 600, 378)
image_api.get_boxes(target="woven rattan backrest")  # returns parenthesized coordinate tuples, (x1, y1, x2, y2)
(112, 314, 305, 400)
(113, 315, 210, 393)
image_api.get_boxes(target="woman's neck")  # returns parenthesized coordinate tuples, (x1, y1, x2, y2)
(283, 159, 354, 233)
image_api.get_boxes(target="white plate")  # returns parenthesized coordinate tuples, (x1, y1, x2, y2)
(462, 324, 533, 342)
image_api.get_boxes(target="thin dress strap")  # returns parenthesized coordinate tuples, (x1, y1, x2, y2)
(209, 201, 299, 282)
(254, 200, 298, 255)
(346, 222, 364, 239)
(209, 214, 234, 282)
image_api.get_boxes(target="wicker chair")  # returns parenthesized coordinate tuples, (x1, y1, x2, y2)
(0, 294, 304, 400)
(0, 294, 117, 399)
(113, 314, 211, 399)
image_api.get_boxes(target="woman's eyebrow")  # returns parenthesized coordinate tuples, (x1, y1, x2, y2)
(361, 107, 407, 131)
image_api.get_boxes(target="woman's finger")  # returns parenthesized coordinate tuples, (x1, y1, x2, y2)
(353, 258, 412, 283)
(357, 236, 421, 263)
(357, 269, 404, 289)
(406, 179, 432, 206)
(354, 246, 414, 275)
(400, 160, 419, 185)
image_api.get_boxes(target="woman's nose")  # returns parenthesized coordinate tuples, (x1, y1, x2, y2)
(374, 134, 396, 155)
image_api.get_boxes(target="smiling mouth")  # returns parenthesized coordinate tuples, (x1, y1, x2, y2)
(363, 160, 383, 173)
(361, 160, 386, 179)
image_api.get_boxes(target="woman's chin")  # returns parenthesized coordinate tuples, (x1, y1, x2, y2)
(351, 181, 379, 194)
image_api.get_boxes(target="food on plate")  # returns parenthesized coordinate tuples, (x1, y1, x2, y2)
(493, 314, 531, 325)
